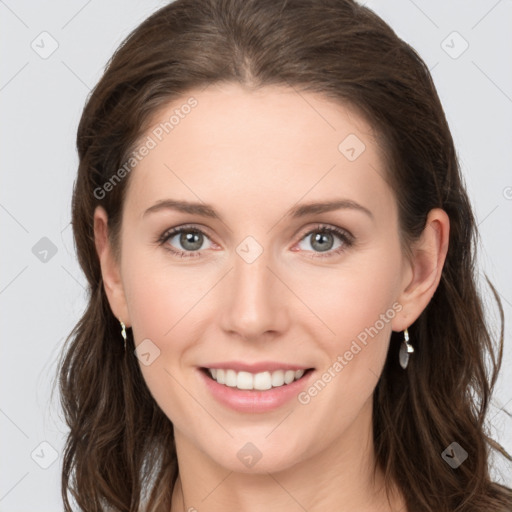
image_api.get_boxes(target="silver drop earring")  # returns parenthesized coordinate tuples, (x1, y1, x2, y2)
(399, 328, 414, 369)
(120, 320, 127, 351)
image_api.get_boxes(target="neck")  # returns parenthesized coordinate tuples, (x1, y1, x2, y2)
(170, 399, 406, 512)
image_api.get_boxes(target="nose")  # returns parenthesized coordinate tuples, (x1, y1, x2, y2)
(219, 242, 290, 342)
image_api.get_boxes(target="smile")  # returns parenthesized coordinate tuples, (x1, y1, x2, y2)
(198, 366, 316, 413)
(205, 368, 311, 390)
(207, 368, 312, 391)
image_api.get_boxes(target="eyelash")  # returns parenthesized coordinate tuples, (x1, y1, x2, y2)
(156, 223, 355, 259)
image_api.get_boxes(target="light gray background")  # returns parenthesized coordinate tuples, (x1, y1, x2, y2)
(1, 1, 511, 510)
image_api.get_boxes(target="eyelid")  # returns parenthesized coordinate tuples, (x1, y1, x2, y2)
(295, 223, 354, 245)
(156, 223, 216, 248)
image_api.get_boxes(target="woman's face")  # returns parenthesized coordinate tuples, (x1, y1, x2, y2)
(98, 83, 417, 473)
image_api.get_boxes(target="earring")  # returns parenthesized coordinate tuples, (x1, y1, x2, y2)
(120, 320, 127, 351)
(399, 328, 414, 369)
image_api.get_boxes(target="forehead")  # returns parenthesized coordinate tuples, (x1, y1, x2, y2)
(124, 83, 394, 222)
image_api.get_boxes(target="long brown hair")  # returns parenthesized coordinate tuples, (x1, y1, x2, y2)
(56, 0, 512, 510)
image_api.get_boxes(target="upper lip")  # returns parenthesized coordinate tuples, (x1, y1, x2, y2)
(201, 361, 314, 373)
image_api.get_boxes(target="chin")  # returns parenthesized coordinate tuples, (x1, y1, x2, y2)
(203, 436, 311, 475)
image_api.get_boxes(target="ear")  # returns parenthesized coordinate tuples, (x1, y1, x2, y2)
(93, 206, 131, 327)
(391, 208, 450, 331)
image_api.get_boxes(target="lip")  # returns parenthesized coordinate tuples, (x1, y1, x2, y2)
(200, 361, 311, 373)
(197, 367, 315, 413)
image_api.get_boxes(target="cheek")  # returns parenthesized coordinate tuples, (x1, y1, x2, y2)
(120, 228, 204, 330)
(295, 249, 401, 400)
(124, 262, 202, 352)
(297, 251, 402, 343)
(122, 256, 207, 426)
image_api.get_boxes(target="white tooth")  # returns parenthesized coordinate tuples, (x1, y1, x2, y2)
(225, 369, 237, 387)
(210, 368, 307, 389)
(237, 371, 254, 390)
(216, 369, 225, 384)
(271, 370, 285, 387)
(284, 370, 295, 385)
(253, 371, 272, 390)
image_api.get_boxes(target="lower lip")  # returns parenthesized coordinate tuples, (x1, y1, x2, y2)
(198, 368, 315, 413)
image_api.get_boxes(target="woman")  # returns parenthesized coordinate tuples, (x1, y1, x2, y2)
(57, 0, 512, 510)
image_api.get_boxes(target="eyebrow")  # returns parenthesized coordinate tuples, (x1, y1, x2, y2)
(142, 198, 374, 221)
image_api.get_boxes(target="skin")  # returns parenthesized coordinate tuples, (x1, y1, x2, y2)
(94, 83, 449, 512)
